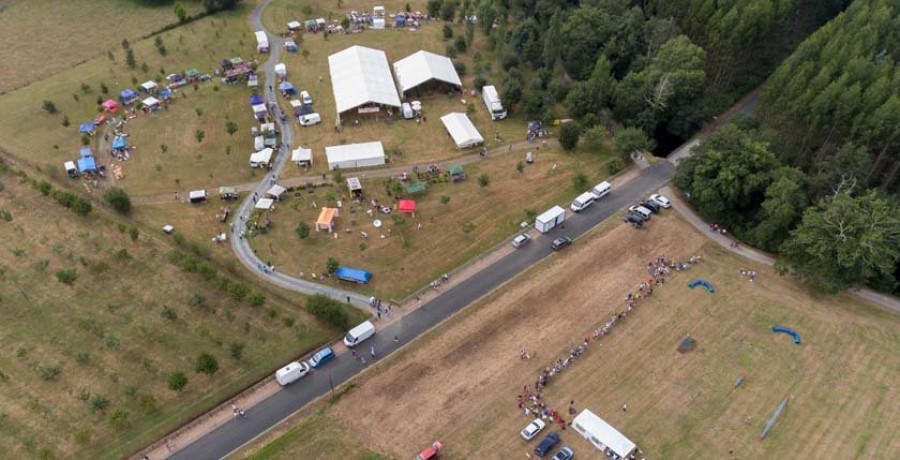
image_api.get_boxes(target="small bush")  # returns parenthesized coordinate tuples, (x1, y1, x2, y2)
(39, 364, 63, 382)
(90, 395, 110, 413)
(188, 292, 206, 308)
(478, 173, 490, 188)
(282, 317, 295, 328)
(55, 269, 78, 285)
(129, 226, 139, 241)
(103, 188, 132, 214)
(454, 35, 468, 53)
(326, 257, 339, 274)
(440, 195, 451, 204)
(305, 294, 350, 330)
(161, 306, 178, 321)
(138, 394, 157, 412)
(572, 172, 588, 190)
(62, 115, 70, 127)
(114, 248, 131, 260)
(108, 409, 130, 429)
(73, 428, 91, 446)
(295, 221, 310, 239)
(442, 24, 453, 39)
(604, 158, 623, 175)
(42, 100, 57, 114)
(246, 292, 265, 307)
(227, 282, 249, 301)
(195, 353, 219, 376)
(168, 372, 188, 391)
(444, 44, 457, 58)
(75, 352, 90, 365)
(229, 342, 245, 360)
(559, 123, 581, 151)
(37, 180, 52, 196)
(473, 75, 487, 90)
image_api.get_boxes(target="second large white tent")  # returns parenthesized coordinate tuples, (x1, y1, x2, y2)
(325, 141, 385, 170)
(440, 112, 484, 149)
(328, 46, 400, 119)
(393, 50, 462, 95)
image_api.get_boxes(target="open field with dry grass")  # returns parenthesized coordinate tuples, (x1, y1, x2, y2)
(0, 2, 264, 195)
(0, 166, 367, 460)
(0, 0, 206, 92)
(242, 212, 900, 459)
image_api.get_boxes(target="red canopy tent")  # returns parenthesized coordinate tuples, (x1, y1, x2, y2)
(398, 199, 416, 214)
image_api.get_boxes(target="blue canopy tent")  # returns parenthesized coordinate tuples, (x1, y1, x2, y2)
(249, 95, 264, 106)
(395, 17, 405, 26)
(158, 89, 173, 100)
(79, 147, 92, 158)
(112, 138, 127, 150)
(77, 156, 97, 172)
(278, 81, 296, 94)
(120, 89, 139, 105)
(78, 122, 95, 135)
(335, 266, 373, 284)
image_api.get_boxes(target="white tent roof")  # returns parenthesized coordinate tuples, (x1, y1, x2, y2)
(347, 177, 362, 191)
(255, 198, 275, 210)
(393, 50, 462, 94)
(292, 147, 312, 163)
(440, 112, 483, 148)
(572, 410, 636, 458)
(254, 136, 265, 151)
(142, 97, 160, 107)
(250, 148, 274, 165)
(252, 103, 268, 114)
(536, 205, 566, 225)
(275, 63, 287, 76)
(255, 31, 269, 47)
(260, 122, 276, 133)
(64, 161, 77, 171)
(266, 184, 287, 197)
(325, 141, 385, 168)
(141, 80, 157, 91)
(287, 20, 302, 29)
(289, 99, 302, 108)
(328, 46, 401, 114)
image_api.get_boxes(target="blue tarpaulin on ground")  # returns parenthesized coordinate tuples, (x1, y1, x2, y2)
(80, 147, 92, 158)
(249, 95, 264, 105)
(112, 138, 127, 150)
(77, 157, 97, 172)
(335, 266, 373, 284)
(79, 122, 95, 134)
(159, 89, 173, 100)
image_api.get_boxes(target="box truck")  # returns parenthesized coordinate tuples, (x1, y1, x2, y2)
(482, 85, 507, 121)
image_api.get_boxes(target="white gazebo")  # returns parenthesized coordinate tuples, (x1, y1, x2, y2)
(254, 198, 275, 210)
(291, 147, 313, 166)
(393, 50, 462, 96)
(287, 20, 302, 31)
(328, 46, 401, 122)
(266, 184, 287, 199)
(325, 141, 385, 170)
(250, 148, 274, 168)
(275, 63, 287, 78)
(141, 97, 160, 109)
(140, 80, 158, 93)
(440, 112, 484, 148)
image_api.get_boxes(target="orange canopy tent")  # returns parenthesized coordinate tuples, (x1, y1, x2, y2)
(315, 207, 338, 232)
(398, 199, 416, 214)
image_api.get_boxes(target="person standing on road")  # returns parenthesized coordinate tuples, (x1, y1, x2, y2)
(370, 345, 375, 359)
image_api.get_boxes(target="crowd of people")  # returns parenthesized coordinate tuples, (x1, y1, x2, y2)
(515, 255, 704, 440)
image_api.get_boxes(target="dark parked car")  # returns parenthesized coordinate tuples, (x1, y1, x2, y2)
(623, 213, 644, 228)
(534, 432, 561, 457)
(550, 236, 572, 251)
(640, 200, 661, 213)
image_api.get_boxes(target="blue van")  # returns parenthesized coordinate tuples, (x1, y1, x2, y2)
(308, 346, 335, 369)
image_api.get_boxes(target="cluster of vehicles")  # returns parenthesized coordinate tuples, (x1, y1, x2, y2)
(274, 320, 376, 387)
(511, 181, 613, 251)
(293, 90, 322, 127)
(622, 193, 670, 228)
(521, 419, 574, 459)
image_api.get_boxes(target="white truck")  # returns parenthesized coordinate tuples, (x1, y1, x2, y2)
(482, 85, 507, 121)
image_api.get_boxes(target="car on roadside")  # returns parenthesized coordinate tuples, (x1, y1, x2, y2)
(521, 418, 546, 441)
(640, 200, 661, 213)
(511, 233, 532, 249)
(551, 236, 572, 251)
(551, 447, 574, 460)
(300, 90, 313, 105)
(275, 361, 311, 386)
(307, 346, 335, 369)
(623, 213, 644, 228)
(649, 193, 671, 208)
(534, 432, 561, 457)
(628, 205, 653, 220)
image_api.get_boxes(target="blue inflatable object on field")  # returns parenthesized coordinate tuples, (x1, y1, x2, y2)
(688, 279, 715, 293)
(772, 326, 801, 344)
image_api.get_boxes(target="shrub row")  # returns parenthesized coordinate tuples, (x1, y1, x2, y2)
(305, 294, 350, 330)
(168, 249, 265, 308)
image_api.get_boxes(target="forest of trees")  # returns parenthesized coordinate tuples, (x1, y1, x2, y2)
(674, 0, 900, 295)
(472, 0, 846, 151)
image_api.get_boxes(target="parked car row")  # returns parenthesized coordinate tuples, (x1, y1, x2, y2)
(623, 193, 670, 228)
(521, 418, 573, 458)
(274, 320, 376, 387)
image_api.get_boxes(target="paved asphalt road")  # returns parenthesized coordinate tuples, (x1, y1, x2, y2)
(173, 162, 675, 459)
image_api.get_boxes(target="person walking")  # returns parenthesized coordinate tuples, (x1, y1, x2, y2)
(370, 345, 375, 359)
(393, 335, 399, 343)
(622, 403, 627, 413)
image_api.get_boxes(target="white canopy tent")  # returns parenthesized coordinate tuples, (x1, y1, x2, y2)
(393, 50, 462, 95)
(142, 97, 160, 108)
(372, 18, 385, 29)
(255, 30, 269, 52)
(274, 63, 287, 77)
(140, 80, 158, 92)
(572, 410, 637, 458)
(325, 141, 385, 170)
(266, 184, 287, 199)
(287, 20, 302, 30)
(373, 5, 385, 15)
(328, 46, 401, 119)
(440, 112, 484, 148)
(250, 148, 274, 167)
(254, 136, 265, 151)
(254, 198, 275, 210)
(252, 104, 268, 117)
(291, 147, 313, 166)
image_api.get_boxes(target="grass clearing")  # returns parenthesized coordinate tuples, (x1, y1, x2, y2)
(0, 0, 205, 92)
(0, 3, 262, 195)
(0, 169, 363, 460)
(243, 212, 900, 459)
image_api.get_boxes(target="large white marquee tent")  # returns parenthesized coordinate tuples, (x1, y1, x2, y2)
(393, 50, 462, 95)
(440, 112, 484, 149)
(328, 46, 401, 120)
(325, 141, 385, 170)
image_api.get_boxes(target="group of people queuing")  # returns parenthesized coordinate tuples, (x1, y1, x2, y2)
(515, 254, 704, 436)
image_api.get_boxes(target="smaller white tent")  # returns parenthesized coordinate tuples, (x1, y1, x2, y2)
(291, 147, 313, 166)
(250, 148, 274, 167)
(255, 197, 275, 210)
(440, 112, 484, 148)
(572, 410, 636, 458)
(275, 63, 287, 77)
(287, 20, 302, 30)
(373, 5, 385, 16)
(289, 99, 302, 110)
(372, 18, 385, 29)
(254, 136, 265, 151)
(140, 80, 158, 92)
(266, 184, 287, 199)
(142, 97, 160, 108)
(325, 141, 385, 170)
(252, 104, 268, 117)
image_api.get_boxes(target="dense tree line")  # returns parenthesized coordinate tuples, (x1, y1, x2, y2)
(471, 0, 844, 148)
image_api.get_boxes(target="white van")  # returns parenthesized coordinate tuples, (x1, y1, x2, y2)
(275, 361, 310, 386)
(590, 181, 612, 200)
(401, 102, 414, 119)
(300, 90, 313, 105)
(299, 113, 321, 126)
(343, 320, 375, 348)
(570, 192, 596, 212)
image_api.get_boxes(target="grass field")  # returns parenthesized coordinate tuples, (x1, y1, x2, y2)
(0, 167, 367, 460)
(0, 0, 205, 92)
(0, 2, 263, 195)
(242, 212, 900, 459)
